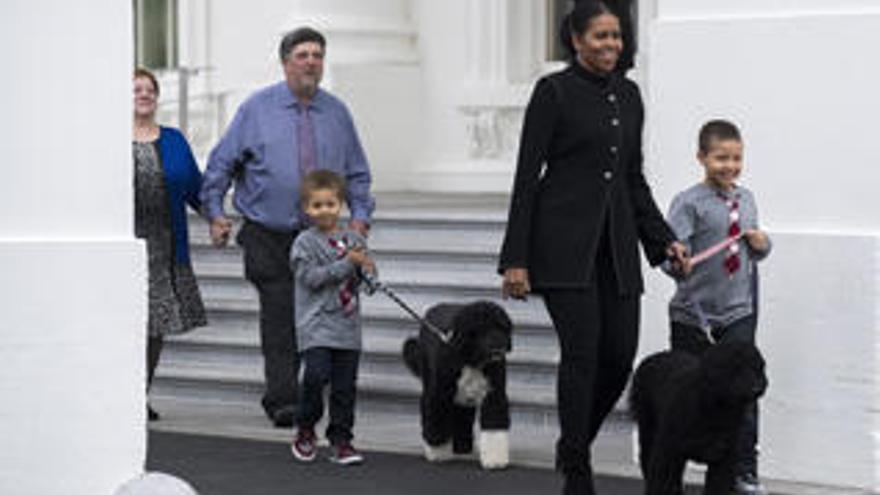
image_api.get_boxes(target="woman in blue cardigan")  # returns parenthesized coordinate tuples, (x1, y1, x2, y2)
(133, 68, 207, 420)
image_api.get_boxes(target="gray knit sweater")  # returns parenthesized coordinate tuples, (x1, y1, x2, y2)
(290, 227, 367, 351)
(665, 183, 771, 327)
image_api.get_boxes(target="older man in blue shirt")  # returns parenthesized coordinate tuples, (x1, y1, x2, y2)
(200, 27, 375, 427)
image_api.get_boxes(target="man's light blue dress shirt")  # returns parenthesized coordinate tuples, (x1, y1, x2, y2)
(201, 81, 374, 232)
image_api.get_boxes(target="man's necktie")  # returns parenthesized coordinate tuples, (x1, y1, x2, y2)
(298, 104, 317, 176)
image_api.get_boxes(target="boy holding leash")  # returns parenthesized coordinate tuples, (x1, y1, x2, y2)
(289, 170, 376, 465)
(664, 119, 772, 495)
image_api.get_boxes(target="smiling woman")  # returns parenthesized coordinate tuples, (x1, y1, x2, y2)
(132, 67, 207, 422)
(498, 1, 686, 493)
(550, 0, 638, 70)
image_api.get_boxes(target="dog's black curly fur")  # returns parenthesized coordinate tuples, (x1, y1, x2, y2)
(402, 301, 513, 456)
(629, 341, 767, 495)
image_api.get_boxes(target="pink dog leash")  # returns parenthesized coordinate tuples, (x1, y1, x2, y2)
(689, 232, 744, 267)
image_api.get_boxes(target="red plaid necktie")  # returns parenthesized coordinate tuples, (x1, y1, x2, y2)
(328, 236, 357, 314)
(718, 192, 741, 276)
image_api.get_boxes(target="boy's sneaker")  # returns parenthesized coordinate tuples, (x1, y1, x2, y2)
(291, 428, 317, 462)
(734, 473, 768, 495)
(329, 442, 364, 465)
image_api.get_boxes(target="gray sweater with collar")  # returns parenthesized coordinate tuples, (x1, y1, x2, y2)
(665, 183, 771, 328)
(290, 227, 367, 351)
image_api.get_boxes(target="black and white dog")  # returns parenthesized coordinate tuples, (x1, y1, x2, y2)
(402, 301, 513, 469)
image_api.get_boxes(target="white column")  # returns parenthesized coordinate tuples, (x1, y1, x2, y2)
(0, 1, 145, 494)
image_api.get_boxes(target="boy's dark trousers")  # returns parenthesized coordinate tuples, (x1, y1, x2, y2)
(297, 347, 360, 445)
(236, 220, 300, 421)
(670, 313, 760, 477)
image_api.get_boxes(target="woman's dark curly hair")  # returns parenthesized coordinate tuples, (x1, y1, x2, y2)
(559, 0, 636, 72)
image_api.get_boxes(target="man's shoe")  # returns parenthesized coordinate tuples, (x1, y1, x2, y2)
(329, 443, 363, 465)
(291, 428, 317, 462)
(271, 406, 296, 428)
(735, 473, 768, 495)
(147, 405, 160, 421)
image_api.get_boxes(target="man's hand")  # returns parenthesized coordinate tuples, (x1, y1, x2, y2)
(501, 268, 531, 301)
(349, 219, 370, 237)
(210, 216, 233, 248)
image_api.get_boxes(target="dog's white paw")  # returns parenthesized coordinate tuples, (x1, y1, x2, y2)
(423, 440, 454, 462)
(478, 430, 509, 470)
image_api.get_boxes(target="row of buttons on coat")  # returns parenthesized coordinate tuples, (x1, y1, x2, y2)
(605, 92, 619, 181)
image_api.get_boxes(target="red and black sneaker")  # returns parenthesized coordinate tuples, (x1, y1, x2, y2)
(291, 427, 317, 462)
(329, 442, 363, 465)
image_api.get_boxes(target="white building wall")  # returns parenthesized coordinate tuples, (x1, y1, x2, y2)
(638, 1, 880, 490)
(0, 1, 146, 494)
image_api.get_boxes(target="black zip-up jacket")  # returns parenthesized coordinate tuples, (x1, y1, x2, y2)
(499, 63, 675, 294)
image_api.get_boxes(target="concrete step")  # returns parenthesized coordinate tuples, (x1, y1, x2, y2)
(163, 328, 559, 402)
(153, 351, 557, 421)
(200, 290, 552, 330)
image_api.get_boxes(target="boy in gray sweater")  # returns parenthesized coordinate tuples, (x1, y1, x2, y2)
(664, 120, 772, 495)
(289, 170, 375, 466)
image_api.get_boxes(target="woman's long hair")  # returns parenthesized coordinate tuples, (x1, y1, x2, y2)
(559, 0, 636, 72)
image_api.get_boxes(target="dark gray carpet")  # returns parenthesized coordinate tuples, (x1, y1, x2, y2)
(146, 431, 705, 494)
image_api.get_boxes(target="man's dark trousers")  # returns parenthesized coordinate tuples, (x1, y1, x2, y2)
(237, 220, 300, 421)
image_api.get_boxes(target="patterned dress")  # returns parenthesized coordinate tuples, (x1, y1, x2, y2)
(134, 141, 207, 337)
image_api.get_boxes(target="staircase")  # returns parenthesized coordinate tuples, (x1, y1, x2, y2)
(150, 192, 636, 474)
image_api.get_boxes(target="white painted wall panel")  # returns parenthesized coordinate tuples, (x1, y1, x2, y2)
(0, 1, 132, 238)
(658, 0, 880, 19)
(646, 13, 880, 231)
(0, 243, 146, 494)
(0, 1, 145, 493)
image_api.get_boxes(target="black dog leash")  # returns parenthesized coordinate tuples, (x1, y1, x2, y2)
(360, 272, 453, 344)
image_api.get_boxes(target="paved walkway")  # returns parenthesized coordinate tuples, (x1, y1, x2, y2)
(146, 430, 669, 495)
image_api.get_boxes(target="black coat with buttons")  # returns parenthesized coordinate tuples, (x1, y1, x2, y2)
(499, 63, 675, 293)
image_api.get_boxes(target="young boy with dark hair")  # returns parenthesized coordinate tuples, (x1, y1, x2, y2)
(664, 119, 772, 495)
(289, 170, 375, 465)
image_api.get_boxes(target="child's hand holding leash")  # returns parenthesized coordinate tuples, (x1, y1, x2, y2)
(347, 246, 375, 274)
(744, 229, 770, 252)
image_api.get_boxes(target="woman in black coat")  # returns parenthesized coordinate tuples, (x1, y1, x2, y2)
(498, 2, 686, 493)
